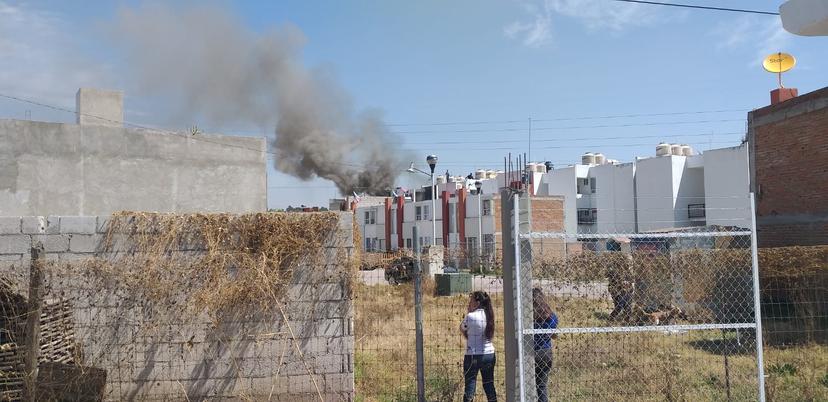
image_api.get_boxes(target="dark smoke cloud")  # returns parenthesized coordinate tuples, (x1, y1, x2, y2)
(114, 4, 407, 195)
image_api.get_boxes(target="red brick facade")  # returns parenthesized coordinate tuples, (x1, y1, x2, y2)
(749, 86, 828, 247)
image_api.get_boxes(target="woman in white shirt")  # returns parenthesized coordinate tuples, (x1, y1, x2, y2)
(460, 291, 497, 402)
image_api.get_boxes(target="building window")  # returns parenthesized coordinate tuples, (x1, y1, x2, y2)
(364, 210, 376, 225)
(482, 200, 492, 216)
(423, 205, 430, 220)
(483, 234, 495, 255)
(415, 206, 422, 221)
(467, 237, 478, 256)
(577, 178, 590, 195)
(406, 238, 412, 249)
(590, 177, 596, 194)
(365, 238, 372, 252)
(577, 208, 597, 224)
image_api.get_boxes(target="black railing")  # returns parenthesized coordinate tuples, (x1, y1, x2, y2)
(688, 203, 706, 219)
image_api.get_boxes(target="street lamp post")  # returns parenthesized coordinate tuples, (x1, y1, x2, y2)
(407, 157, 439, 250)
(427, 155, 438, 247)
(475, 180, 483, 266)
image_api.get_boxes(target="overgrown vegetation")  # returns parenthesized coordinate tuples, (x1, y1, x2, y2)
(53, 211, 342, 319)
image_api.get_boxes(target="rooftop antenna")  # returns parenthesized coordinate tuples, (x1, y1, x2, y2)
(762, 52, 796, 88)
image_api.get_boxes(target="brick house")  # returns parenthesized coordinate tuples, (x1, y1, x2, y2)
(747, 86, 828, 247)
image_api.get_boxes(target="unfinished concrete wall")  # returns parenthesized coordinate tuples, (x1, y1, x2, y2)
(0, 213, 354, 401)
(76, 88, 124, 127)
(0, 119, 267, 216)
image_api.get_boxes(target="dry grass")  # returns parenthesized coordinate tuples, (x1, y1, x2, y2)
(53, 211, 342, 319)
(354, 281, 828, 402)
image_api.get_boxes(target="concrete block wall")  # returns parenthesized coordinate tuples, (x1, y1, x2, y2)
(0, 214, 354, 401)
(0, 119, 267, 216)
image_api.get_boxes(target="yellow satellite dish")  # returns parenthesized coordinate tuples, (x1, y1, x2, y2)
(763, 53, 796, 73)
(763, 52, 796, 88)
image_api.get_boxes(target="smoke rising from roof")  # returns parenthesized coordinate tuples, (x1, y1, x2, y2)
(114, 4, 406, 195)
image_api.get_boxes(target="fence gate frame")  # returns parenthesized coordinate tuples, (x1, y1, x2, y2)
(502, 191, 767, 402)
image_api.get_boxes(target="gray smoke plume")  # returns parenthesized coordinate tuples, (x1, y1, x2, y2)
(114, 4, 406, 195)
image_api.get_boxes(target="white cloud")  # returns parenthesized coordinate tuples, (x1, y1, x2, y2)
(503, 3, 553, 47)
(712, 15, 794, 66)
(504, 0, 659, 47)
(0, 1, 112, 108)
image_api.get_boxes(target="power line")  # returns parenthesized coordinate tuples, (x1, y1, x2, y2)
(393, 119, 744, 135)
(609, 0, 779, 15)
(402, 140, 739, 152)
(403, 131, 742, 146)
(385, 109, 747, 127)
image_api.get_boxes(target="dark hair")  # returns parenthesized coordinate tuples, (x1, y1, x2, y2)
(532, 288, 554, 322)
(471, 291, 495, 340)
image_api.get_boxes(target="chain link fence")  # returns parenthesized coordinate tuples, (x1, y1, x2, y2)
(354, 245, 507, 401)
(514, 217, 765, 400)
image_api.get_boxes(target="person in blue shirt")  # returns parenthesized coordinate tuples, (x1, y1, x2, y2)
(533, 288, 558, 402)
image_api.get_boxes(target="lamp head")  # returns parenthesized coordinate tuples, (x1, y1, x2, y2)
(426, 155, 438, 173)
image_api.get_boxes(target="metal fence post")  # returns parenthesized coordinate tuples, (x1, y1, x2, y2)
(412, 226, 425, 402)
(513, 193, 527, 402)
(749, 193, 767, 402)
(24, 242, 45, 402)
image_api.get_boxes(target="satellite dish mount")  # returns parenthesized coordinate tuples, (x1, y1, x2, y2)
(762, 52, 796, 89)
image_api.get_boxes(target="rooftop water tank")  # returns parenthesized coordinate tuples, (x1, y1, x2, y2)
(656, 143, 671, 156)
(671, 144, 683, 156)
(475, 169, 486, 180)
(582, 152, 596, 165)
(594, 153, 606, 165)
(681, 145, 694, 156)
(486, 170, 497, 179)
(436, 175, 447, 184)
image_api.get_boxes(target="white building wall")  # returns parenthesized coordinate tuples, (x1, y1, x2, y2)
(674, 156, 705, 228)
(703, 144, 751, 229)
(542, 166, 580, 234)
(592, 163, 636, 233)
(635, 156, 680, 232)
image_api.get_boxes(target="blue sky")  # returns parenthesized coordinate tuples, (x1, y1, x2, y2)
(1, 1, 826, 208)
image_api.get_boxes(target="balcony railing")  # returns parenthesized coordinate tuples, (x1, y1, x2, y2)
(577, 208, 597, 225)
(688, 203, 706, 219)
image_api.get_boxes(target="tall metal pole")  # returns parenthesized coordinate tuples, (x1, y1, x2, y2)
(528, 117, 532, 165)
(478, 190, 483, 266)
(749, 193, 767, 402)
(412, 226, 425, 402)
(431, 173, 437, 246)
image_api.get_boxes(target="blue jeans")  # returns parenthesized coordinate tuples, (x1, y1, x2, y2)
(463, 353, 497, 402)
(535, 348, 554, 402)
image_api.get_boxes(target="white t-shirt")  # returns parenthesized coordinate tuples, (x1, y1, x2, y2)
(461, 309, 495, 355)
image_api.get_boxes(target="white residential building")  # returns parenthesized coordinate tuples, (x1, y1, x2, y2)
(539, 143, 751, 235)
(353, 142, 751, 253)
